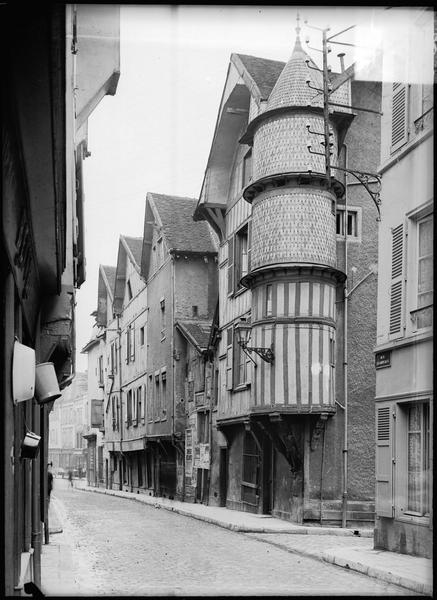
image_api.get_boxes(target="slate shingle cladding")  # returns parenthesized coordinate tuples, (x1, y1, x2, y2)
(236, 54, 285, 99)
(122, 236, 143, 268)
(101, 265, 116, 295)
(149, 192, 217, 254)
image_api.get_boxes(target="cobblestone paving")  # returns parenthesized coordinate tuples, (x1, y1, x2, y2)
(43, 479, 417, 597)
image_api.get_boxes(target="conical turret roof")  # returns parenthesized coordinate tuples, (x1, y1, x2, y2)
(267, 20, 324, 111)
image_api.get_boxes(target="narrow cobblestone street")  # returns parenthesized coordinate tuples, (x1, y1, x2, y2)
(42, 479, 417, 596)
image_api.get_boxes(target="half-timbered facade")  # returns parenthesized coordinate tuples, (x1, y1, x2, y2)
(195, 27, 380, 524)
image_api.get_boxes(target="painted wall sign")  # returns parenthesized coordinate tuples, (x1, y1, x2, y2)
(375, 350, 391, 369)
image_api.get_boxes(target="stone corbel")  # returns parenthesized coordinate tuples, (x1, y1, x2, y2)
(310, 413, 329, 451)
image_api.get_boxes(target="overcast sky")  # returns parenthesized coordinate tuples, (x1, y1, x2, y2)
(75, 4, 434, 373)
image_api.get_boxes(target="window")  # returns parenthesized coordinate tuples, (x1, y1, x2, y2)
(192, 305, 198, 318)
(160, 298, 166, 339)
(225, 327, 233, 391)
(415, 216, 433, 329)
(228, 223, 251, 295)
(161, 371, 167, 419)
(406, 402, 430, 516)
(126, 325, 135, 363)
(110, 342, 118, 375)
(389, 224, 404, 337)
(336, 208, 359, 238)
(148, 375, 153, 422)
(329, 335, 335, 403)
(242, 149, 252, 188)
(127, 279, 133, 302)
(126, 390, 132, 427)
(132, 389, 138, 426)
(391, 82, 409, 152)
(98, 355, 104, 386)
(197, 411, 209, 444)
(155, 374, 160, 420)
(233, 331, 247, 388)
(265, 284, 273, 317)
(241, 431, 260, 506)
(140, 326, 145, 346)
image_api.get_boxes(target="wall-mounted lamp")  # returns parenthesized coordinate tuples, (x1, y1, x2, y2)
(235, 318, 274, 364)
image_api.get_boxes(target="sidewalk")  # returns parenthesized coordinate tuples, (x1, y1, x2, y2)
(77, 484, 432, 596)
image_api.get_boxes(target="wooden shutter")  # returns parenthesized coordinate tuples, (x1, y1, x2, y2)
(375, 403, 394, 517)
(247, 220, 252, 274)
(391, 83, 408, 152)
(389, 224, 404, 337)
(130, 326, 135, 361)
(226, 327, 233, 390)
(227, 237, 234, 295)
(125, 330, 130, 363)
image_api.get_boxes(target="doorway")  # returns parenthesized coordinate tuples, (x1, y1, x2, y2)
(262, 438, 274, 514)
(219, 447, 228, 507)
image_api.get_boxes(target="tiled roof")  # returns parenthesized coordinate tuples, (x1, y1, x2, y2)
(176, 320, 212, 351)
(235, 54, 285, 99)
(122, 236, 143, 268)
(266, 37, 351, 113)
(267, 37, 325, 110)
(149, 193, 217, 254)
(101, 265, 116, 294)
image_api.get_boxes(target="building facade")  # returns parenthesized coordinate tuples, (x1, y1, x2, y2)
(374, 8, 433, 558)
(140, 193, 218, 499)
(48, 372, 88, 476)
(1, 5, 119, 594)
(84, 194, 218, 500)
(194, 29, 381, 525)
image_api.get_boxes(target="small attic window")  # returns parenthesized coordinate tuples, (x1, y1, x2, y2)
(192, 305, 198, 317)
(127, 280, 133, 301)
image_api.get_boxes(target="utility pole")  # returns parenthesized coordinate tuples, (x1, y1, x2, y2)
(304, 18, 382, 528)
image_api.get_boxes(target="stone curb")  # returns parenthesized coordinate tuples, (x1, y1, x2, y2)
(321, 551, 432, 596)
(77, 486, 373, 536)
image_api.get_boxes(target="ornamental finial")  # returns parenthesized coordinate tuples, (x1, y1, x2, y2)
(296, 12, 301, 40)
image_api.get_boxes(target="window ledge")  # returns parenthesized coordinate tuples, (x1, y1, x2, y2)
(233, 383, 251, 393)
(374, 329, 433, 353)
(395, 513, 430, 526)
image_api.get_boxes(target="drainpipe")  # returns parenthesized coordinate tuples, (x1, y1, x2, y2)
(342, 144, 349, 528)
(171, 257, 176, 439)
(171, 257, 183, 499)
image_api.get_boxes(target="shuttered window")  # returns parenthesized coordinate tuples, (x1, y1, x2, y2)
(129, 325, 135, 362)
(227, 222, 251, 295)
(391, 83, 408, 152)
(247, 220, 252, 272)
(375, 404, 394, 517)
(132, 388, 138, 426)
(227, 237, 234, 295)
(226, 327, 233, 390)
(389, 224, 404, 337)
